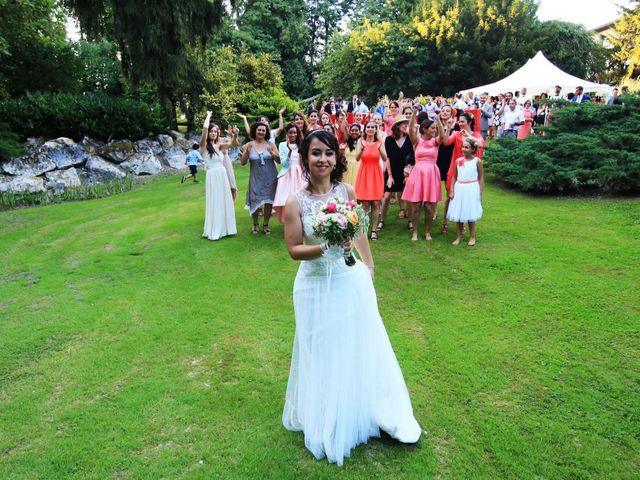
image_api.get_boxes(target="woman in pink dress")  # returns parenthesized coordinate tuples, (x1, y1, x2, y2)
(517, 100, 535, 140)
(274, 123, 304, 222)
(402, 108, 445, 241)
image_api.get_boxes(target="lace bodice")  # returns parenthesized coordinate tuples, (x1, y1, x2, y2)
(295, 183, 351, 277)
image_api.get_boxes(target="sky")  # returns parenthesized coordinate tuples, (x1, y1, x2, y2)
(536, 0, 632, 30)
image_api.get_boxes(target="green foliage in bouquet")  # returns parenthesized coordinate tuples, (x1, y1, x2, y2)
(486, 96, 640, 195)
(0, 92, 163, 142)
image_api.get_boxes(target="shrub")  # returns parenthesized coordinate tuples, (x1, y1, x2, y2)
(0, 123, 23, 162)
(0, 92, 164, 142)
(486, 95, 640, 195)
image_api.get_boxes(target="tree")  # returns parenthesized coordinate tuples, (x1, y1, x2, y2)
(64, 0, 227, 129)
(318, 0, 541, 99)
(607, 1, 640, 80)
(75, 39, 124, 95)
(0, 0, 81, 98)
(533, 21, 608, 80)
(232, 0, 313, 97)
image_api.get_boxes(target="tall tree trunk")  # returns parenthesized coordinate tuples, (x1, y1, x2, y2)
(159, 87, 178, 131)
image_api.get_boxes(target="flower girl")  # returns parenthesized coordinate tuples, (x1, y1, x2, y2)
(447, 136, 484, 246)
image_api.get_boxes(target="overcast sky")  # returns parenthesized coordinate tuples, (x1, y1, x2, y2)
(536, 0, 631, 30)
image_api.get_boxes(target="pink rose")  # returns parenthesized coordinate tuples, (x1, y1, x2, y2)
(345, 201, 356, 208)
(326, 202, 337, 213)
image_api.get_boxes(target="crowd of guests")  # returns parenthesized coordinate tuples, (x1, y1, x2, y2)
(191, 83, 628, 245)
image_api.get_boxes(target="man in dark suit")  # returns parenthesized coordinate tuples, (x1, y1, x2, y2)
(571, 86, 591, 103)
(347, 94, 359, 113)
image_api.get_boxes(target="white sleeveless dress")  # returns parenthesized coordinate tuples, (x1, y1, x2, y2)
(282, 182, 422, 466)
(203, 149, 237, 240)
(447, 156, 483, 223)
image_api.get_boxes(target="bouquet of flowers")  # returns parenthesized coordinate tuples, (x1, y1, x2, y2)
(311, 196, 369, 266)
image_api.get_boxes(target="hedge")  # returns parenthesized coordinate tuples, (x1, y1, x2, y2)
(0, 92, 164, 142)
(485, 95, 640, 195)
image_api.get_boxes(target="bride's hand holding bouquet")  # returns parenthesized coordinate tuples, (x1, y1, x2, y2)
(312, 196, 369, 266)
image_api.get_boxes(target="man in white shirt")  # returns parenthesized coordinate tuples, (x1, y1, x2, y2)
(550, 85, 564, 100)
(453, 93, 468, 111)
(517, 87, 530, 105)
(502, 99, 524, 137)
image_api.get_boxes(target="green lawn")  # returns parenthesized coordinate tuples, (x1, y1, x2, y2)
(1, 168, 638, 479)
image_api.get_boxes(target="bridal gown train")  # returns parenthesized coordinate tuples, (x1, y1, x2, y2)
(282, 182, 422, 466)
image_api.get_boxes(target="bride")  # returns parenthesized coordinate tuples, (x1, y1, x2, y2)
(200, 112, 238, 241)
(282, 130, 422, 466)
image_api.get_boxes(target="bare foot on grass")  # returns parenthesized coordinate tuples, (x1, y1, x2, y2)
(425, 233, 432, 241)
(468, 237, 476, 246)
(452, 237, 461, 245)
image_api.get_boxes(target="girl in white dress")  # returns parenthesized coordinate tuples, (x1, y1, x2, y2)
(200, 112, 239, 241)
(447, 137, 484, 246)
(282, 130, 421, 466)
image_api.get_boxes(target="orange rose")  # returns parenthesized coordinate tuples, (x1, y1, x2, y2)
(347, 211, 359, 225)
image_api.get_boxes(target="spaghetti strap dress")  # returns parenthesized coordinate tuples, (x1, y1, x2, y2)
(354, 140, 384, 201)
(244, 145, 278, 214)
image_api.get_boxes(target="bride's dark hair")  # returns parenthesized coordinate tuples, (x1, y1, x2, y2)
(299, 130, 347, 187)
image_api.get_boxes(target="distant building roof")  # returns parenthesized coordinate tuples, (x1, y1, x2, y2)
(592, 20, 616, 33)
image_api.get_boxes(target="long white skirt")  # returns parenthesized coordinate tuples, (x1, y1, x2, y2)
(203, 165, 237, 240)
(283, 261, 421, 466)
(447, 181, 483, 223)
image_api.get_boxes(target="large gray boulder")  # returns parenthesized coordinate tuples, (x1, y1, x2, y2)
(134, 138, 163, 155)
(100, 140, 135, 164)
(40, 137, 90, 169)
(45, 167, 82, 190)
(157, 134, 174, 150)
(163, 146, 187, 170)
(120, 152, 163, 175)
(175, 137, 193, 151)
(0, 175, 46, 193)
(80, 136, 106, 154)
(1, 152, 56, 177)
(85, 155, 127, 182)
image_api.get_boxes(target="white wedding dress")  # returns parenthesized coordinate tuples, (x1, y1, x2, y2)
(282, 182, 422, 466)
(202, 149, 237, 240)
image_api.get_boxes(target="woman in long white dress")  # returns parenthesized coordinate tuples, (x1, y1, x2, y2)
(282, 130, 422, 466)
(200, 112, 238, 241)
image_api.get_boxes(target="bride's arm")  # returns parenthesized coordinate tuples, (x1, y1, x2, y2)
(344, 184, 375, 279)
(284, 194, 325, 261)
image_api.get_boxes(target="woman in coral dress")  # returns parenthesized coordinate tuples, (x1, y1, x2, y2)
(355, 120, 387, 240)
(517, 100, 535, 140)
(402, 108, 444, 241)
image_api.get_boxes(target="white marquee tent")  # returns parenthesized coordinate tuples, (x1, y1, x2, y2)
(460, 51, 612, 97)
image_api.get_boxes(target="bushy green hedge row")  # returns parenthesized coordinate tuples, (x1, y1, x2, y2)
(485, 95, 640, 195)
(0, 92, 164, 142)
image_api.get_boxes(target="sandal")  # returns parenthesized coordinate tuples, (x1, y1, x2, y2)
(370, 231, 378, 241)
(441, 223, 449, 234)
(252, 224, 259, 235)
(398, 209, 406, 219)
(263, 225, 271, 235)
(408, 221, 413, 231)
(376, 221, 384, 230)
